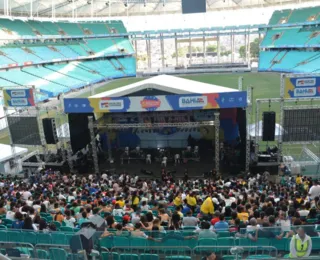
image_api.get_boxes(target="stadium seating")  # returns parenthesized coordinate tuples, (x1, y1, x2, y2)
(259, 6, 320, 73)
(0, 18, 136, 101)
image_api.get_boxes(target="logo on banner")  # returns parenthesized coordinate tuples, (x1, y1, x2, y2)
(140, 96, 161, 111)
(99, 100, 124, 110)
(11, 90, 26, 98)
(179, 96, 207, 108)
(11, 98, 28, 106)
(296, 78, 316, 87)
(294, 87, 316, 97)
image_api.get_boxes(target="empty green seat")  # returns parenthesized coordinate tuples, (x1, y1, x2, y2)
(0, 225, 7, 230)
(0, 230, 7, 242)
(37, 233, 52, 244)
(23, 232, 37, 245)
(120, 254, 139, 260)
(140, 254, 159, 260)
(7, 231, 22, 243)
(165, 257, 191, 260)
(51, 232, 67, 245)
(129, 237, 147, 248)
(60, 226, 74, 232)
(49, 248, 68, 260)
(99, 236, 114, 249)
(36, 249, 49, 259)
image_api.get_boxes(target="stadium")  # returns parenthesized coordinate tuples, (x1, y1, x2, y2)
(0, 0, 320, 259)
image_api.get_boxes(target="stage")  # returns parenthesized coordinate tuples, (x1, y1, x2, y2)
(64, 75, 249, 176)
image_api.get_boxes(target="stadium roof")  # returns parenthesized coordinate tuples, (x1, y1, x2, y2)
(3, 0, 315, 18)
(91, 74, 237, 98)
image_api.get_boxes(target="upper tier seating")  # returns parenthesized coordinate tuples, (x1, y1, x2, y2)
(0, 19, 127, 37)
(259, 7, 320, 73)
(0, 19, 135, 102)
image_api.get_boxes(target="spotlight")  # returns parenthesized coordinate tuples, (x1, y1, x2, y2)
(124, 3, 128, 7)
(87, 0, 91, 4)
(105, 1, 109, 6)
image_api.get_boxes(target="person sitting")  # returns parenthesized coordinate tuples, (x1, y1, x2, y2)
(214, 214, 229, 231)
(182, 211, 199, 227)
(198, 221, 217, 239)
(289, 227, 312, 258)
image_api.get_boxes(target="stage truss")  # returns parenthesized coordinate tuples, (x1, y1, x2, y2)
(2, 87, 71, 174)
(89, 115, 221, 175)
(254, 73, 320, 174)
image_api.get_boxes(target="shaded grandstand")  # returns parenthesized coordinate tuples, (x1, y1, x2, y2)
(0, 20, 136, 102)
(259, 6, 320, 73)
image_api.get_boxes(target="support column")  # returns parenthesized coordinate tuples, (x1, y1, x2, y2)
(248, 33, 251, 64)
(88, 116, 99, 175)
(174, 34, 178, 66)
(189, 32, 192, 65)
(244, 31, 247, 62)
(203, 35, 206, 64)
(160, 34, 165, 68)
(146, 37, 151, 69)
(214, 112, 220, 174)
(217, 33, 220, 63)
(254, 100, 260, 161)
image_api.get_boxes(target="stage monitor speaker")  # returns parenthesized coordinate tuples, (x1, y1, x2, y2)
(43, 118, 58, 144)
(182, 0, 206, 14)
(68, 113, 93, 153)
(262, 111, 276, 141)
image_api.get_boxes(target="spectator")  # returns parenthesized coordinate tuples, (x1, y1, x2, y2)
(12, 212, 24, 229)
(182, 211, 199, 227)
(198, 222, 217, 239)
(214, 214, 229, 230)
(289, 227, 312, 258)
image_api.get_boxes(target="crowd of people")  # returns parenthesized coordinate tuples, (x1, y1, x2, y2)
(0, 169, 320, 258)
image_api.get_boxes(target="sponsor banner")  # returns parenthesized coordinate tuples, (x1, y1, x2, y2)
(284, 77, 320, 99)
(3, 88, 35, 107)
(64, 91, 247, 113)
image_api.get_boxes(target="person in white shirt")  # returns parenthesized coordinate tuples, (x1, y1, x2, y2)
(175, 154, 180, 165)
(22, 191, 32, 201)
(64, 210, 76, 228)
(298, 204, 309, 218)
(146, 154, 151, 164)
(112, 204, 124, 216)
(309, 181, 320, 199)
(161, 156, 167, 167)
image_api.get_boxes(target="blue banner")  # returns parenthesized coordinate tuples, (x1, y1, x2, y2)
(64, 91, 247, 113)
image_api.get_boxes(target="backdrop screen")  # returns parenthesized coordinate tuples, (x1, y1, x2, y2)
(283, 108, 320, 142)
(8, 116, 41, 145)
(182, 0, 206, 14)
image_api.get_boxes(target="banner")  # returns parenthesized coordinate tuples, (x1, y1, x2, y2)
(64, 91, 247, 113)
(284, 77, 320, 99)
(3, 88, 35, 107)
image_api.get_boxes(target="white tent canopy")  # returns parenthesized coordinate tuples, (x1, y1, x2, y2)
(90, 74, 238, 98)
(0, 144, 28, 163)
(248, 120, 284, 140)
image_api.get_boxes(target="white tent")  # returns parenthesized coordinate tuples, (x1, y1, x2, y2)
(247, 120, 284, 140)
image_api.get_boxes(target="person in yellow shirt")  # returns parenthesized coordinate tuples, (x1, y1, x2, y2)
(296, 174, 302, 185)
(237, 205, 249, 222)
(200, 196, 214, 218)
(173, 192, 182, 207)
(116, 197, 125, 208)
(186, 192, 197, 211)
(131, 192, 140, 211)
